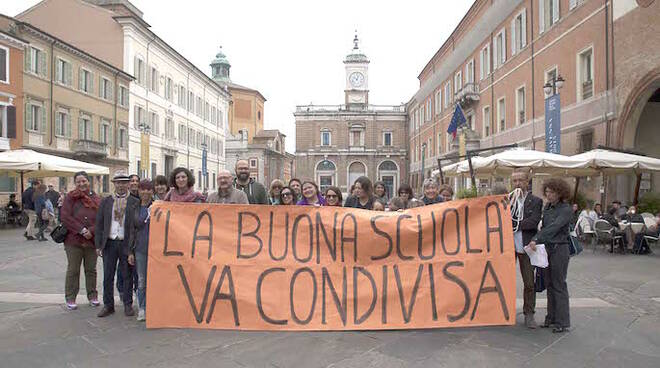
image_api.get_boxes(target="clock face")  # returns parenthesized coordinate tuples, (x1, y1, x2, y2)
(349, 72, 365, 88)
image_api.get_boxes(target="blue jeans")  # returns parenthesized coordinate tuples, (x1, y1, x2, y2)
(102, 239, 133, 308)
(135, 252, 147, 310)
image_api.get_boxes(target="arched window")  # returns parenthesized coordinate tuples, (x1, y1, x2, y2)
(316, 160, 336, 192)
(348, 161, 367, 190)
(378, 160, 399, 197)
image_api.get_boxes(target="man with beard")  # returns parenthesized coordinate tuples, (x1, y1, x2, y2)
(511, 168, 543, 329)
(233, 160, 267, 204)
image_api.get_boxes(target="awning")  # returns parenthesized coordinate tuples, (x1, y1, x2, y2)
(0, 149, 109, 177)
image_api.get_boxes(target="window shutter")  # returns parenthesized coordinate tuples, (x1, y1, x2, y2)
(38, 51, 46, 77)
(78, 68, 83, 90)
(552, 0, 559, 23)
(502, 28, 506, 64)
(99, 76, 103, 97)
(570, 0, 577, 9)
(66, 114, 71, 138)
(89, 73, 94, 94)
(40, 106, 46, 133)
(134, 56, 139, 83)
(539, 0, 545, 33)
(521, 10, 527, 48)
(78, 118, 84, 139)
(56, 111, 62, 135)
(6, 106, 16, 138)
(480, 50, 484, 80)
(511, 19, 516, 55)
(66, 62, 72, 86)
(134, 106, 139, 128)
(25, 102, 32, 131)
(87, 119, 94, 141)
(155, 70, 159, 94)
(55, 61, 61, 83)
(146, 67, 151, 89)
(108, 82, 113, 101)
(108, 123, 114, 146)
(24, 49, 31, 72)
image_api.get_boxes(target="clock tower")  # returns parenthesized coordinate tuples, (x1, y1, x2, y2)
(344, 32, 369, 108)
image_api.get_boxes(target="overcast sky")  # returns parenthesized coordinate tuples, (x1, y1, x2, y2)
(5, 0, 473, 152)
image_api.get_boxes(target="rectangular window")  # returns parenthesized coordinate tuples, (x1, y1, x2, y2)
(55, 108, 70, 137)
(204, 101, 210, 121)
(578, 48, 594, 101)
(100, 77, 112, 100)
(0, 173, 16, 193)
(178, 85, 186, 107)
(119, 127, 127, 148)
(497, 97, 506, 133)
(134, 57, 145, 85)
(321, 130, 331, 146)
(188, 127, 195, 146)
(435, 90, 442, 115)
(516, 86, 526, 125)
(197, 131, 203, 149)
(383, 132, 392, 146)
(0, 45, 7, 83)
(55, 58, 72, 86)
(540, 0, 560, 33)
(483, 106, 491, 137)
(188, 92, 194, 112)
(165, 118, 174, 139)
(465, 60, 474, 84)
(350, 130, 363, 147)
(454, 71, 462, 93)
(100, 120, 110, 144)
(480, 44, 491, 80)
(444, 82, 451, 108)
(79, 68, 92, 93)
(196, 97, 203, 117)
(26, 103, 43, 132)
(319, 176, 332, 193)
(512, 10, 527, 55)
(79, 114, 93, 140)
(118, 86, 128, 107)
(178, 124, 186, 144)
(149, 67, 159, 93)
(164, 77, 173, 101)
(134, 105, 145, 129)
(494, 29, 506, 69)
(149, 112, 159, 136)
(27, 47, 46, 76)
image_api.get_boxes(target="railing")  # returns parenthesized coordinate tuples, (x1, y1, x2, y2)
(73, 139, 107, 157)
(455, 82, 480, 104)
(295, 104, 405, 113)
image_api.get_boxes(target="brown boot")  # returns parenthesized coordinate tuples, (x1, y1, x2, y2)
(124, 305, 135, 316)
(525, 314, 538, 329)
(97, 306, 115, 318)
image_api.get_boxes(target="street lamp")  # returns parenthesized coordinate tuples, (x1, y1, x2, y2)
(421, 142, 427, 184)
(201, 141, 208, 192)
(544, 75, 565, 96)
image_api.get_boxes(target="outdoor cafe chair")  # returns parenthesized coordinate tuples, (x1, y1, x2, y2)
(593, 219, 624, 253)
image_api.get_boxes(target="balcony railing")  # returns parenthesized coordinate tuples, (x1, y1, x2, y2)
(455, 82, 480, 106)
(73, 139, 107, 157)
(295, 104, 405, 113)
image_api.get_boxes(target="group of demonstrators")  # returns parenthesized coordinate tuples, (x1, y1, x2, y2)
(46, 159, 599, 333)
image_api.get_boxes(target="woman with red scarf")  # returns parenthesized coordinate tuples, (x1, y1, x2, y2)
(164, 167, 205, 203)
(60, 171, 101, 310)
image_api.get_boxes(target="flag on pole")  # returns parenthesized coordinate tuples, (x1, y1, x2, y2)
(447, 104, 467, 139)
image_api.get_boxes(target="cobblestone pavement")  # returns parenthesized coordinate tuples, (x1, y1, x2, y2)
(0, 227, 659, 367)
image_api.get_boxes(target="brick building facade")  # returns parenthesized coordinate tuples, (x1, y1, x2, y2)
(295, 35, 407, 197)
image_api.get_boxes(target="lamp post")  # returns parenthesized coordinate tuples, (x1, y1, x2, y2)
(421, 142, 427, 185)
(201, 141, 208, 192)
(543, 75, 565, 155)
(138, 122, 151, 178)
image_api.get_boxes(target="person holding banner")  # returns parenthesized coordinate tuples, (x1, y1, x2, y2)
(296, 181, 327, 206)
(95, 171, 140, 318)
(207, 169, 249, 204)
(128, 180, 154, 321)
(233, 160, 268, 204)
(164, 168, 205, 203)
(395, 184, 422, 209)
(510, 168, 543, 329)
(278, 186, 296, 205)
(324, 186, 343, 207)
(373, 181, 388, 205)
(344, 176, 375, 210)
(153, 175, 169, 201)
(439, 184, 454, 202)
(527, 178, 573, 333)
(268, 179, 284, 205)
(421, 179, 443, 206)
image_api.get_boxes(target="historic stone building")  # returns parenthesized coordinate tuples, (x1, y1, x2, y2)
(407, 0, 660, 203)
(225, 129, 295, 186)
(295, 35, 407, 197)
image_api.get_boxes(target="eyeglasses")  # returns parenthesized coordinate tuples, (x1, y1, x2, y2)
(282, 192, 293, 197)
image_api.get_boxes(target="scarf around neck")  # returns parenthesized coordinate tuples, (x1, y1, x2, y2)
(164, 187, 204, 203)
(112, 192, 128, 222)
(69, 189, 98, 209)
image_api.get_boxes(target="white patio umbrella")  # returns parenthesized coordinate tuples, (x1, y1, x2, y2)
(572, 149, 660, 174)
(0, 149, 109, 178)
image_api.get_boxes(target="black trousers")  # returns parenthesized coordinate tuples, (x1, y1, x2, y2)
(102, 239, 133, 308)
(543, 243, 570, 328)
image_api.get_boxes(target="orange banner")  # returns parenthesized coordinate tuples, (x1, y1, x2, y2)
(146, 196, 515, 330)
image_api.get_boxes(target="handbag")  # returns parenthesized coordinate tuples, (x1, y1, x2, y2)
(534, 267, 546, 293)
(568, 234, 583, 256)
(50, 223, 68, 243)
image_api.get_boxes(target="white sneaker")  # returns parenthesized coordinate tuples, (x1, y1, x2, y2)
(137, 309, 145, 321)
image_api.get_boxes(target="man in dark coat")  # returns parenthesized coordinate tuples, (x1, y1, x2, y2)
(511, 168, 543, 329)
(94, 170, 139, 317)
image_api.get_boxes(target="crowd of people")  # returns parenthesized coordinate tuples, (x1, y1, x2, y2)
(16, 159, 657, 333)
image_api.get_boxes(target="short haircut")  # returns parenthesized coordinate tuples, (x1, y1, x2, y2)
(73, 171, 89, 182)
(324, 186, 343, 203)
(439, 184, 454, 195)
(353, 176, 372, 196)
(512, 167, 531, 179)
(542, 178, 571, 202)
(129, 174, 140, 181)
(138, 179, 154, 191)
(154, 175, 168, 186)
(235, 159, 249, 169)
(398, 183, 414, 197)
(168, 167, 195, 189)
(389, 197, 405, 211)
(612, 200, 621, 205)
(423, 178, 438, 190)
(288, 178, 301, 186)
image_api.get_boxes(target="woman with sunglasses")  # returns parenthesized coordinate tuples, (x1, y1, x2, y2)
(324, 186, 343, 207)
(278, 186, 295, 205)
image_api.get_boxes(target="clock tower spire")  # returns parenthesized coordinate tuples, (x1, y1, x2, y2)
(344, 31, 369, 108)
